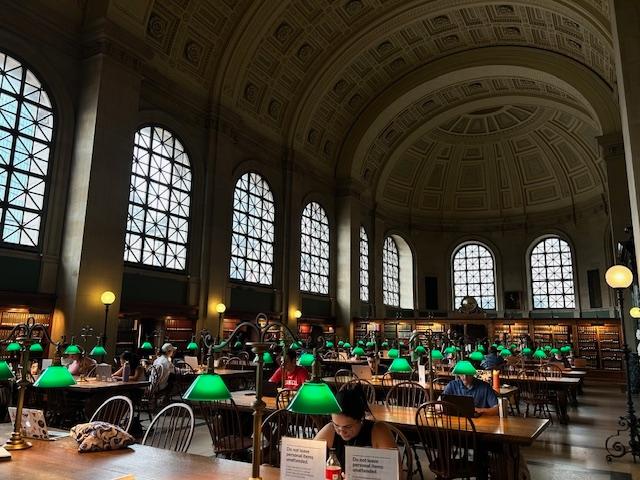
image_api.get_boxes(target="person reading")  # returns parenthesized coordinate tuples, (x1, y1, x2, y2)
(441, 363, 499, 416)
(112, 351, 145, 381)
(268, 349, 309, 390)
(66, 351, 96, 376)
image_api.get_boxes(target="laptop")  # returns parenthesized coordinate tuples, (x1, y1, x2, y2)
(262, 380, 280, 397)
(440, 394, 477, 418)
(184, 355, 199, 372)
(8, 407, 69, 441)
(352, 364, 373, 380)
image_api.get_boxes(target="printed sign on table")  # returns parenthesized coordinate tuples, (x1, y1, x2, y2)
(345, 446, 399, 480)
(281, 437, 326, 480)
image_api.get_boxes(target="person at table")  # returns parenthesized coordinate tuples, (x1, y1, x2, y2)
(480, 346, 505, 370)
(67, 350, 97, 376)
(268, 349, 309, 390)
(442, 368, 499, 416)
(552, 352, 571, 368)
(153, 343, 176, 391)
(112, 351, 145, 381)
(315, 385, 397, 469)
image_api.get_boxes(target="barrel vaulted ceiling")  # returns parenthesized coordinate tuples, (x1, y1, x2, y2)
(102, 0, 618, 225)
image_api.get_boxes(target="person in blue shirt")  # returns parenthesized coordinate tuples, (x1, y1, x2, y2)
(480, 346, 505, 370)
(442, 373, 499, 416)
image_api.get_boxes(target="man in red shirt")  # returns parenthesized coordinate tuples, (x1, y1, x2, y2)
(269, 350, 309, 390)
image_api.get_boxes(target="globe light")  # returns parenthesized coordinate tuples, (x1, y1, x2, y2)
(605, 265, 633, 289)
(100, 291, 116, 305)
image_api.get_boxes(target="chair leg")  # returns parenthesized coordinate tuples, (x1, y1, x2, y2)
(411, 444, 425, 480)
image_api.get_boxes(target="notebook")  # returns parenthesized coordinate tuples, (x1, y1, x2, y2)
(352, 364, 373, 380)
(440, 394, 477, 418)
(8, 407, 69, 441)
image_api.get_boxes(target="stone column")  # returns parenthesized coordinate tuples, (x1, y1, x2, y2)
(53, 40, 142, 355)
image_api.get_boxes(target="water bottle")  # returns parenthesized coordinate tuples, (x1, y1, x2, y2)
(325, 448, 341, 480)
(123, 361, 130, 382)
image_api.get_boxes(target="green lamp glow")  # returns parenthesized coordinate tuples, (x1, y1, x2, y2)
(388, 358, 412, 373)
(381, 341, 389, 349)
(443, 346, 456, 355)
(491, 343, 498, 348)
(431, 349, 444, 360)
(414, 345, 427, 355)
(337, 340, 344, 348)
(183, 374, 231, 401)
(89, 345, 107, 357)
(560, 345, 571, 354)
(352, 347, 366, 357)
(533, 348, 547, 359)
(253, 352, 274, 365)
(287, 382, 342, 415)
(452, 360, 477, 376)
(357, 340, 365, 347)
(544, 345, 552, 351)
(140, 341, 153, 350)
(387, 348, 399, 359)
(342, 342, 351, 349)
(497, 344, 505, 351)
(298, 352, 315, 367)
(366, 341, 375, 349)
(500, 348, 512, 357)
(522, 347, 533, 356)
(6, 342, 21, 353)
(550, 348, 560, 355)
(33, 365, 76, 388)
(477, 345, 485, 353)
(29, 342, 44, 353)
(63, 344, 81, 355)
(510, 344, 517, 350)
(0, 361, 14, 380)
(290, 342, 301, 351)
(326, 341, 334, 348)
(469, 351, 485, 362)
(186, 341, 198, 351)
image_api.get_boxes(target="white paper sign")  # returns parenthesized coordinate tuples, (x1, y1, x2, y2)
(418, 363, 426, 384)
(281, 437, 326, 480)
(345, 446, 399, 480)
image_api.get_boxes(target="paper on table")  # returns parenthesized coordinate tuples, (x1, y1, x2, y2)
(281, 437, 326, 480)
(345, 446, 399, 480)
(418, 364, 426, 384)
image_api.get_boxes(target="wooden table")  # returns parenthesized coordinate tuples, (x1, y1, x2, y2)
(0, 423, 279, 480)
(65, 378, 150, 393)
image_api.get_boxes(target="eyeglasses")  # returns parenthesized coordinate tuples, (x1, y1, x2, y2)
(331, 421, 360, 432)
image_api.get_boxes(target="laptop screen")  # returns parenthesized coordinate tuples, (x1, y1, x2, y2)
(440, 394, 476, 417)
(8, 407, 68, 440)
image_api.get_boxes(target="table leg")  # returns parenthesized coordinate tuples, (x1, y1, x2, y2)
(489, 443, 527, 480)
(556, 389, 569, 424)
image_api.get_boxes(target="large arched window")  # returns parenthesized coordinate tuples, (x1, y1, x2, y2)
(530, 236, 575, 309)
(383, 236, 400, 307)
(124, 125, 191, 270)
(359, 226, 369, 302)
(452, 243, 496, 310)
(229, 172, 274, 285)
(0, 51, 54, 247)
(300, 201, 329, 294)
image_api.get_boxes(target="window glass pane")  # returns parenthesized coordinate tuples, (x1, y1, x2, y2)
(0, 52, 53, 248)
(359, 226, 369, 302)
(299, 202, 329, 294)
(124, 126, 191, 270)
(452, 243, 496, 310)
(530, 237, 575, 309)
(229, 172, 275, 285)
(383, 236, 400, 307)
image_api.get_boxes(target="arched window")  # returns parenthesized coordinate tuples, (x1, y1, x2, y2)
(300, 201, 329, 294)
(452, 243, 496, 310)
(359, 226, 369, 302)
(383, 236, 400, 307)
(0, 52, 54, 247)
(530, 236, 575, 309)
(229, 172, 275, 285)
(124, 125, 191, 270)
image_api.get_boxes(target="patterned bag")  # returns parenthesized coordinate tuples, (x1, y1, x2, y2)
(70, 421, 134, 453)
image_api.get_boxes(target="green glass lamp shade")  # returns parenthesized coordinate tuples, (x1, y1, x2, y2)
(477, 345, 485, 353)
(533, 348, 547, 359)
(443, 346, 456, 355)
(560, 345, 571, 354)
(6, 342, 21, 353)
(455, 346, 461, 352)
(140, 341, 153, 350)
(469, 351, 485, 362)
(550, 348, 560, 355)
(342, 342, 351, 349)
(34, 366, 76, 388)
(287, 382, 342, 415)
(337, 340, 344, 347)
(326, 341, 334, 348)
(298, 352, 315, 367)
(254, 352, 275, 365)
(186, 341, 198, 351)
(491, 343, 498, 348)
(0, 361, 14, 380)
(544, 345, 552, 351)
(290, 342, 301, 351)
(63, 344, 81, 355)
(352, 346, 366, 357)
(452, 360, 477, 376)
(29, 342, 44, 353)
(496, 345, 505, 351)
(233, 341, 243, 349)
(366, 341, 375, 349)
(414, 345, 427, 355)
(357, 340, 365, 347)
(522, 347, 533, 356)
(430, 349, 444, 360)
(500, 348, 512, 357)
(510, 344, 517, 350)
(387, 348, 399, 359)
(89, 345, 107, 357)
(381, 341, 389, 349)
(388, 358, 412, 373)
(183, 373, 231, 401)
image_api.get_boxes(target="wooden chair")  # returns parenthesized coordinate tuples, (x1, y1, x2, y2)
(139, 364, 165, 421)
(339, 379, 376, 404)
(141, 402, 195, 452)
(518, 371, 555, 422)
(335, 368, 356, 386)
(261, 409, 323, 467)
(539, 363, 563, 378)
(415, 401, 484, 480)
(276, 388, 295, 409)
(381, 421, 415, 480)
(385, 381, 428, 407)
(199, 399, 253, 460)
(89, 395, 134, 432)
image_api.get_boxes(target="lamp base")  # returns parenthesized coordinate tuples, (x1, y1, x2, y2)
(4, 432, 32, 450)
